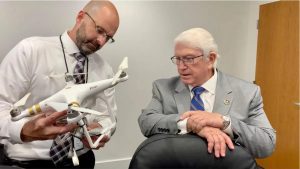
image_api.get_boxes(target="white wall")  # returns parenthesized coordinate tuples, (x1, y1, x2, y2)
(0, 1, 271, 169)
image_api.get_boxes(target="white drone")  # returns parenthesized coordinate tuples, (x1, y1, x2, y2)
(9, 57, 129, 165)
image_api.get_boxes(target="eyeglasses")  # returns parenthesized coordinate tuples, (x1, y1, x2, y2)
(170, 55, 204, 65)
(84, 12, 115, 43)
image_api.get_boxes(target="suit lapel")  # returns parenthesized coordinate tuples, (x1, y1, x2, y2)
(172, 72, 233, 115)
(213, 71, 233, 115)
(174, 79, 190, 115)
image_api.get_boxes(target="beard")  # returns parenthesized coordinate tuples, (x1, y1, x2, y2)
(75, 23, 101, 55)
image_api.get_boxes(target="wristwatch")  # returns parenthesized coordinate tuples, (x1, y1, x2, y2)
(222, 115, 231, 130)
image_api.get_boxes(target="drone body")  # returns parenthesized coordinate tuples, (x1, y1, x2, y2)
(11, 72, 128, 121)
(9, 57, 129, 163)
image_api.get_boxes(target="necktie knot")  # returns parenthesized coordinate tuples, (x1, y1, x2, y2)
(74, 53, 86, 62)
(192, 86, 205, 96)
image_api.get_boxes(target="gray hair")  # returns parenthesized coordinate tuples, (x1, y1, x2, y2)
(174, 28, 220, 67)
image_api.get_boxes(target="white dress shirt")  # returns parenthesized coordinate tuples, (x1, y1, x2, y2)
(0, 31, 117, 161)
(177, 69, 233, 137)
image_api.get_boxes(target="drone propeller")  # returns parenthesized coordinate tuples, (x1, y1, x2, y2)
(45, 102, 68, 112)
(14, 93, 31, 108)
(46, 102, 106, 116)
(112, 57, 128, 85)
(69, 106, 107, 116)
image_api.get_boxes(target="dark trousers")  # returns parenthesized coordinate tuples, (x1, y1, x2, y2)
(3, 150, 95, 169)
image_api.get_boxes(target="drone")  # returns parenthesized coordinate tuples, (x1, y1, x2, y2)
(9, 57, 129, 165)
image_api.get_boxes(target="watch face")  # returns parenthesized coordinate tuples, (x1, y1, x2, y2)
(222, 116, 230, 130)
(223, 116, 230, 121)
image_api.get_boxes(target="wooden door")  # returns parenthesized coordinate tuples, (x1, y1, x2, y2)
(255, 1, 299, 169)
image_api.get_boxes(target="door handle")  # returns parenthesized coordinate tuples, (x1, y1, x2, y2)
(295, 102, 300, 106)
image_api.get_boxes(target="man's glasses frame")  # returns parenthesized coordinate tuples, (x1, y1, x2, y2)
(170, 55, 204, 65)
(84, 12, 115, 43)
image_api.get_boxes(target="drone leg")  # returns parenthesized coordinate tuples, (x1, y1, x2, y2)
(91, 128, 111, 148)
(72, 148, 79, 166)
(81, 120, 109, 149)
(80, 120, 96, 148)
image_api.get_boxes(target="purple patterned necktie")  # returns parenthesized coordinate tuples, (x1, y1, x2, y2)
(73, 53, 87, 84)
(50, 53, 87, 165)
(50, 132, 73, 165)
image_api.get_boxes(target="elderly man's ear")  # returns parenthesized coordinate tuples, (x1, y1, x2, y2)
(207, 52, 217, 68)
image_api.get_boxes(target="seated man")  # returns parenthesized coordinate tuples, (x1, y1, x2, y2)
(135, 28, 276, 167)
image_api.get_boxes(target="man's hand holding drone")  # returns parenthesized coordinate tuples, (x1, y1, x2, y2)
(21, 110, 77, 142)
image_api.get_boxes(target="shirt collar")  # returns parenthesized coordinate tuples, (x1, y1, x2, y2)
(189, 68, 218, 95)
(61, 30, 80, 56)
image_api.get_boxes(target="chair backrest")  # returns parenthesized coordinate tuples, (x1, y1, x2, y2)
(129, 134, 258, 169)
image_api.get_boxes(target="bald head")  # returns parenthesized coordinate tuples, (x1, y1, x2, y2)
(68, 0, 120, 55)
(83, 0, 119, 31)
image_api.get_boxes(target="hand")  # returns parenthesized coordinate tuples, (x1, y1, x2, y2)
(198, 126, 235, 158)
(21, 110, 77, 142)
(81, 122, 110, 149)
(181, 111, 223, 133)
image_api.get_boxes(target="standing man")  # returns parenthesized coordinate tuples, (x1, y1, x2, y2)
(0, 0, 119, 168)
(138, 28, 276, 160)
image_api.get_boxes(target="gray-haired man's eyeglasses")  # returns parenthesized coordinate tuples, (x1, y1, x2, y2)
(171, 55, 204, 65)
(84, 12, 115, 43)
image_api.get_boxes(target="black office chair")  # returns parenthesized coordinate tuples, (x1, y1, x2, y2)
(129, 134, 258, 169)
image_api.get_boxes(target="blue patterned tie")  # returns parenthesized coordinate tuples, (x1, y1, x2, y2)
(190, 86, 205, 111)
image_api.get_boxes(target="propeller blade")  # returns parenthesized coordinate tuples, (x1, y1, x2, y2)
(14, 93, 31, 107)
(112, 70, 122, 85)
(70, 106, 107, 116)
(118, 57, 128, 70)
(46, 102, 68, 112)
(112, 57, 128, 85)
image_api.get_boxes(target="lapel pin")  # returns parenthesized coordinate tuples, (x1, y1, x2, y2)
(224, 99, 230, 105)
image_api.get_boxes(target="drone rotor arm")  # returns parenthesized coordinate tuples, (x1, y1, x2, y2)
(11, 102, 46, 121)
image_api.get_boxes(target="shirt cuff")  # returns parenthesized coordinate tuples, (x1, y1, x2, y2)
(8, 118, 28, 144)
(222, 117, 234, 139)
(177, 118, 189, 135)
(97, 118, 115, 137)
